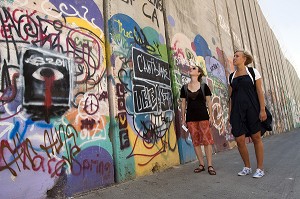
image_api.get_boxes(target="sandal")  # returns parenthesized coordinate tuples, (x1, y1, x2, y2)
(194, 164, 205, 173)
(208, 166, 216, 175)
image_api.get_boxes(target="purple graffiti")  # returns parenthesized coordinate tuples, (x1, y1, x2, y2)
(49, 0, 104, 29)
(66, 146, 114, 196)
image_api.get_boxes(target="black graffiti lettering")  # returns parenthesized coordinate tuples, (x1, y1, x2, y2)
(133, 47, 170, 85)
(142, 3, 159, 28)
(98, 91, 108, 101)
(116, 83, 129, 150)
(142, 3, 152, 19)
(158, 86, 173, 111)
(147, 0, 163, 11)
(134, 85, 156, 113)
(133, 27, 159, 55)
(121, 0, 135, 5)
(0, 60, 19, 102)
(152, 8, 158, 27)
(31, 16, 63, 49)
(119, 129, 130, 150)
(210, 63, 219, 71)
(81, 119, 95, 130)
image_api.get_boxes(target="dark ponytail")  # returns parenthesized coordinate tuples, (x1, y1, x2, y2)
(197, 67, 204, 82)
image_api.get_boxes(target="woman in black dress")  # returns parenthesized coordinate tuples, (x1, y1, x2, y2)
(229, 50, 267, 178)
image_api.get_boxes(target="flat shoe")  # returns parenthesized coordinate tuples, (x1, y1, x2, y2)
(194, 164, 205, 173)
(208, 166, 216, 175)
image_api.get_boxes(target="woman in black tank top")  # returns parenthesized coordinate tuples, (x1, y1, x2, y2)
(229, 50, 267, 178)
(180, 62, 216, 175)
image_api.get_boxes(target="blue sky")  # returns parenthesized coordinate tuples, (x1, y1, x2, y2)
(258, 0, 300, 78)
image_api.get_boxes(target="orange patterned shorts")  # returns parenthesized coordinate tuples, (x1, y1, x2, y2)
(187, 120, 214, 146)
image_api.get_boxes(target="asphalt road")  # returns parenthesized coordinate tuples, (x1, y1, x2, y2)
(74, 128, 300, 199)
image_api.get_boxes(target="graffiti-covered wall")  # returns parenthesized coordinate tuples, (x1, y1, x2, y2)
(165, 0, 235, 161)
(0, 0, 299, 198)
(164, 0, 300, 163)
(107, 0, 179, 182)
(0, 1, 113, 198)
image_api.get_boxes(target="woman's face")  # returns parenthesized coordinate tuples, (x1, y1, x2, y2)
(233, 51, 246, 66)
(189, 66, 200, 76)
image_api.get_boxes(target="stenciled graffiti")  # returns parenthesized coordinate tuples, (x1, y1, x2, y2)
(0, 6, 104, 86)
(0, 5, 106, 122)
(22, 48, 72, 123)
(0, 1, 112, 197)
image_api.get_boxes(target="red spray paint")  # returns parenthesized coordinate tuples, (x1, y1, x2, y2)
(44, 75, 55, 108)
(40, 68, 55, 123)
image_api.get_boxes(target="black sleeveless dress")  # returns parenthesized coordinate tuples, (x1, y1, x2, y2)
(230, 75, 261, 137)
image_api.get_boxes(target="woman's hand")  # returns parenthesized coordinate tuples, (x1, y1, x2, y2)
(259, 109, 267, 121)
(209, 115, 213, 127)
(182, 118, 186, 126)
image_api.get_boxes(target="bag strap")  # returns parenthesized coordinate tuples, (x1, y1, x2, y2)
(229, 67, 255, 87)
(247, 67, 256, 88)
(184, 84, 188, 104)
(229, 73, 234, 86)
(201, 83, 206, 102)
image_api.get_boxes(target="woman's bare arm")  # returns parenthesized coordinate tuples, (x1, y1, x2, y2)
(206, 95, 213, 126)
(228, 86, 232, 116)
(181, 98, 186, 125)
(255, 78, 267, 121)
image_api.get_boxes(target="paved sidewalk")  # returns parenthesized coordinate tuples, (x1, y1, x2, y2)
(74, 129, 300, 199)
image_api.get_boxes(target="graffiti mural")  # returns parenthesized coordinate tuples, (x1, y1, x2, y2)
(205, 56, 233, 148)
(132, 47, 173, 114)
(0, 0, 299, 198)
(22, 48, 72, 123)
(108, 1, 179, 180)
(169, 28, 234, 158)
(0, 1, 113, 198)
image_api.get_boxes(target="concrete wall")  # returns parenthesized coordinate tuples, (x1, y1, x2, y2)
(106, 0, 180, 182)
(0, 0, 299, 198)
(0, 1, 113, 198)
(165, 0, 300, 162)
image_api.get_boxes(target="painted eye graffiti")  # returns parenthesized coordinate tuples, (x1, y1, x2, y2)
(31, 67, 65, 111)
(32, 67, 64, 81)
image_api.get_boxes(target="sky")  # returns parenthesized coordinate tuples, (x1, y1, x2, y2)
(258, 0, 300, 78)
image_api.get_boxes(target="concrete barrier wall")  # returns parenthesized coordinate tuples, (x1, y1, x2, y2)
(165, 0, 300, 161)
(106, 0, 179, 182)
(165, 0, 234, 160)
(0, 1, 114, 198)
(0, 0, 299, 198)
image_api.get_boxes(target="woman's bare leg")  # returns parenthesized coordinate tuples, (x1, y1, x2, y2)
(204, 145, 213, 166)
(194, 145, 205, 166)
(251, 132, 264, 169)
(235, 134, 251, 168)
